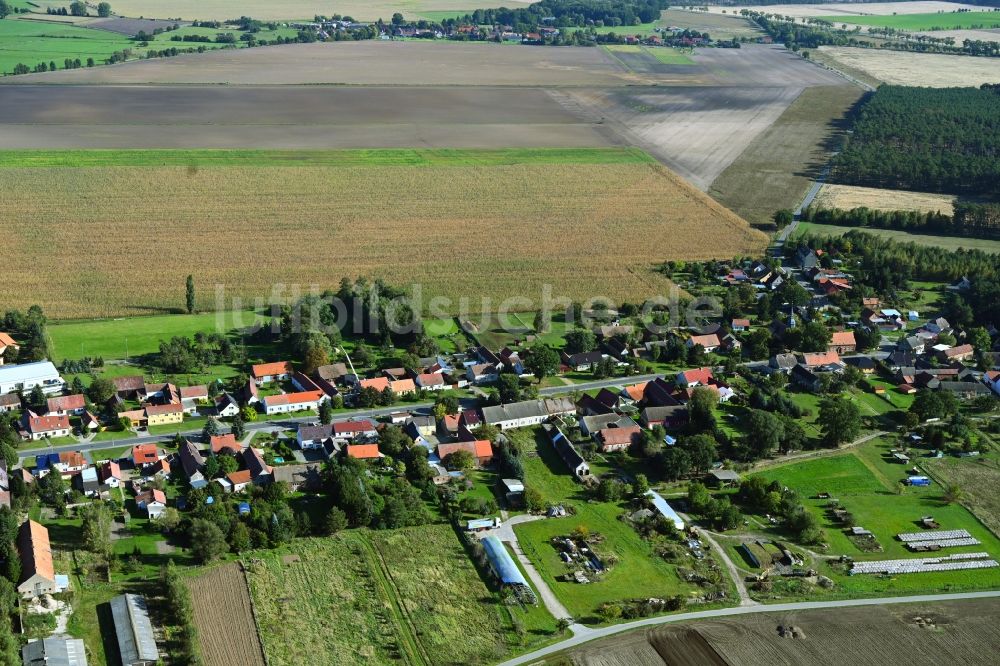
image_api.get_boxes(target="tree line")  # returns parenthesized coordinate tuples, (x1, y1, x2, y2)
(832, 86, 1000, 197)
(455, 0, 669, 33)
(802, 202, 1000, 240)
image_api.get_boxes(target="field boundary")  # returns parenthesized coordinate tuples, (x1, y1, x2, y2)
(239, 561, 270, 666)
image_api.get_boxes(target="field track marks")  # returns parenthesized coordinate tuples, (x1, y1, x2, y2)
(362, 534, 431, 666)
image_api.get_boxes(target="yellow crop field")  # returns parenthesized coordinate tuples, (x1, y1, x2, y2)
(1, 149, 767, 319)
(814, 184, 957, 215)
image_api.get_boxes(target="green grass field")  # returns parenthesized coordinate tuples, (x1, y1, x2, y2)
(0, 18, 138, 75)
(794, 222, 1000, 253)
(514, 427, 703, 621)
(47, 310, 267, 362)
(0, 147, 654, 168)
(753, 444, 1000, 598)
(820, 11, 1000, 31)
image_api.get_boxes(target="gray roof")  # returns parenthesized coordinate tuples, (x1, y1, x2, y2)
(481, 400, 544, 424)
(770, 353, 798, 369)
(0, 360, 60, 384)
(544, 423, 587, 472)
(110, 593, 159, 665)
(22, 636, 88, 666)
(482, 535, 529, 588)
(938, 381, 991, 395)
(178, 440, 204, 478)
(298, 423, 334, 441)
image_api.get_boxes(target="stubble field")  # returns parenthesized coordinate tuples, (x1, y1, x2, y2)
(188, 563, 266, 666)
(813, 184, 957, 215)
(99, 0, 530, 21)
(814, 47, 1000, 87)
(706, 2, 984, 18)
(0, 148, 767, 318)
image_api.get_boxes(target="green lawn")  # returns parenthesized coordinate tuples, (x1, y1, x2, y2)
(0, 18, 137, 75)
(514, 428, 703, 622)
(422, 316, 465, 354)
(88, 445, 131, 461)
(794, 221, 1000, 254)
(0, 147, 655, 168)
(820, 10, 1000, 31)
(47, 310, 268, 362)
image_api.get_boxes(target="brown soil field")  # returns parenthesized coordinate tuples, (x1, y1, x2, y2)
(569, 597, 1000, 666)
(563, 85, 809, 190)
(0, 85, 615, 149)
(107, 0, 530, 21)
(188, 563, 266, 666)
(709, 85, 864, 227)
(814, 184, 957, 215)
(3, 41, 848, 88)
(815, 46, 1000, 87)
(658, 9, 764, 40)
(0, 154, 767, 319)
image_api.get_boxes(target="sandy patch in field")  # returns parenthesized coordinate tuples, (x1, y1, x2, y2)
(817, 46, 1000, 87)
(814, 184, 957, 215)
(706, 2, 982, 18)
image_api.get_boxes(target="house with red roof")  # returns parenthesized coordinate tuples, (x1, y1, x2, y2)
(686, 334, 720, 353)
(596, 426, 640, 453)
(226, 470, 253, 493)
(131, 443, 160, 467)
(676, 367, 713, 388)
(437, 440, 494, 467)
(332, 419, 378, 442)
(23, 413, 71, 441)
(135, 489, 167, 518)
(346, 443, 382, 460)
(46, 394, 86, 416)
(261, 391, 324, 415)
(99, 461, 123, 487)
(209, 433, 241, 455)
(828, 330, 857, 354)
(251, 361, 293, 385)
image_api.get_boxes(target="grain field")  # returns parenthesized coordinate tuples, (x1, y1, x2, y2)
(813, 184, 957, 215)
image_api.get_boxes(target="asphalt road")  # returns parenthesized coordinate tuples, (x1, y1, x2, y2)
(497, 590, 1000, 666)
(16, 373, 664, 460)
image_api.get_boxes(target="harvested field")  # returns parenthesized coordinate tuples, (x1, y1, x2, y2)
(3, 40, 848, 87)
(0, 147, 767, 319)
(706, 2, 983, 19)
(563, 85, 809, 190)
(709, 85, 864, 227)
(916, 28, 1000, 44)
(568, 597, 1000, 666)
(925, 458, 1000, 538)
(813, 184, 957, 215)
(107, 0, 530, 21)
(83, 17, 189, 36)
(0, 85, 614, 149)
(815, 47, 1000, 87)
(659, 9, 764, 40)
(188, 563, 266, 666)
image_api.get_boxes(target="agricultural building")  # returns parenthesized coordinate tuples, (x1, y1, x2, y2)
(0, 361, 64, 396)
(21, 636, 87, 666)
(110, 593, 160, 666)
(645, 490, 685, 531)
(17, 519, 57, 598)
(482, 535, 535, 603)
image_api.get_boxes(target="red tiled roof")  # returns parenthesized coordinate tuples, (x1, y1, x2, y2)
(179, 385, 208, 399)
(333, 420, 377, 434)
(731, 319, 751, 328)
(144, 403, 182, 416)
(28, 414, 70, 433)
(210, 434, 240, 454)
(132, 443, 159, 465)
(58, 451, 85, 468)
(251, 361, 292, 378)
(347, 444, 381, 459)
(46, 394, 85, 413)
(0, 332, 18, 347)
(263, 391, 323, 407)
(688, 334, 720, 348)
(18, 519, 53, 583)
(227, 470, 252, 485)
(830, 331, 856, 346)
(598, 426, 641, 447)
(390, 379, 416, 393)
(623, 382, 647, 402)
(360, 376, 390, 392)
(679, 367, 713, 386)
(802, 351, 841, 367)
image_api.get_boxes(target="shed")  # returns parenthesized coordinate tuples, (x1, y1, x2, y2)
(645, 490, 685, 531)
(707, 469, 741, 487)
(482, 536, 530, 590)
(110, 593, 159, 666)
(21, 636, 88, 666)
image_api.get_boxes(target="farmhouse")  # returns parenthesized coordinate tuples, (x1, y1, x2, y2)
(0, 361, 64, 396)
(938, 344, 974, 362)
(21, 636, 87, 666)
(595, 425, 640, 453)
(209, 433, 240, 455)
(24, 413, 71, 441)
(252, 361, 293, 385)
(480, 397, 575, 430)
(676, 366, 713, 388)
(110, 593, 159, 666)
(315, 362, 350, 383)
(261, 390, 324, 415)
(437, 440, 494, 467)
(179, 440, 207, 488)
(0, 393, 19, 413)
(112, 375, 146, 398)
(17, 519, 57, 598)
(46, 393, 86, 416)
(641, 405, 687, 429)
(686, 334, 720, 353)
(332, 419, 378, 442)
(828, 330, 857, 354)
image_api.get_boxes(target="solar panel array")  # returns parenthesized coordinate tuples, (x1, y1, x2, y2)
(851, 552, 998, 575)
(897, 529, 971, 542)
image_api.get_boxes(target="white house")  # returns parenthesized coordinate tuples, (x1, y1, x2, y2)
(262, 391, 324, 415)
(24, 414, 71, 441)
(0, 361, 64, 396)
(136, 490, 166, 519)
(480, 398, 576, 430)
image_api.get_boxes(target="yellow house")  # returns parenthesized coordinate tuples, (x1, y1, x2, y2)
(144, 403, 183, 426)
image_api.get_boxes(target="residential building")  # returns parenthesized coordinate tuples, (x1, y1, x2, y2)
(437, 440, 493, 467)
(110, 593, 159, 666)
(214, 392, 240, 417)
(828, 330, 857, 354)
(415, 373, 446, 391)
(17, 519, 57, 598)
(0, 392, 19, 413)
(466, 363, 499, 384)
(46, 394, 86, 416)
(272, 463, 322, 491)
(769, 353, 798, 373)
(55, 451, 86, 474)
(985, 370, 1000, 396)
(143, 403, 183, 426)
(226, 470, 252, 493)
(0, 332, 19, 366)
(179, 385, 208, 414)
(135, 489, 166, 518)
(209, 433, 241, 455)
(112, 375, 145, 398)
(686, 334, 720, 353)
(596, 425, 640, 453)
(179, 440, 206, 488)
(251, 361, 293, 385)
(99, 461, 123, 487)
(791, 364, 821, 391)
(800, 351, 843, 371)
(0, 361, 64, 396)
(561, 350, 604, 371)
(73, 466, 100, 497)
(641, 405, 687, 428)
(297, 423, 334, 450)
(939, 344, 975, 363)
(242, 447, 272, 483)
(676, 367, 713, 388)
(332, 419, 378, 442)
(24, 413, 71, 441)
(261, 390, 324, 415)
(131, 444, 160, 467)
(731, 319, 750, 332)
